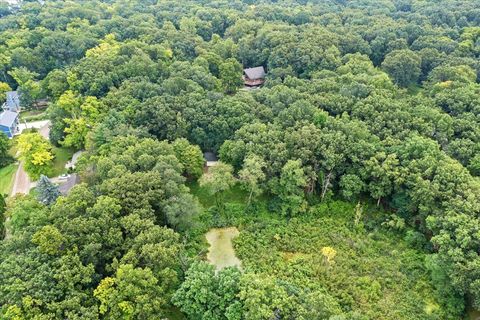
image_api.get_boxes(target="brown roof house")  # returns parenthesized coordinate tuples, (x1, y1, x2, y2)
(243, 66, 266, 87)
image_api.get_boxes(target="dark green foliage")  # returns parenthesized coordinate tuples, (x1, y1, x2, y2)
(0, 194, 5, 239)
(36, 175, 60, 206)
(0, 133, 13, 168)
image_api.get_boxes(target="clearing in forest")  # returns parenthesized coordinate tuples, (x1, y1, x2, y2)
(205, 227, 242, 271)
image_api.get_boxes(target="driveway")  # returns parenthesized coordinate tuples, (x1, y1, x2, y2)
(10, 161, 30, 196)
(16, 120, 50, 138)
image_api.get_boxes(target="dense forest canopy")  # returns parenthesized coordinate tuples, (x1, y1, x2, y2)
(0, 0, 480, 319)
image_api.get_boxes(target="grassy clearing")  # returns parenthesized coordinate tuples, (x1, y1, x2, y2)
(187, 181, 249, 208)
(20, 110, 48, 122)
(50, 147, 74, 177)
(0, 164, 18, 195)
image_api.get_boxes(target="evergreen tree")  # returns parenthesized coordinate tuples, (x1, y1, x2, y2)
(36, 175, 60, 205)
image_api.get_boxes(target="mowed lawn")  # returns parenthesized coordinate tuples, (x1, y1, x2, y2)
(50, 147, 74, 177)
(0, 164, 18, 195)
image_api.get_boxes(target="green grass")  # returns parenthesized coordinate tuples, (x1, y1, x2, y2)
(187, 182, 249, 208)
(20, 110, 48, 122)
(49, 147, 75, 177)
(8, 136, 19, 158)
(0, 164, 18, 195)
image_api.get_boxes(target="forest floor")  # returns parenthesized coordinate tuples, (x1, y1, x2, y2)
(205, 227, 242, 271)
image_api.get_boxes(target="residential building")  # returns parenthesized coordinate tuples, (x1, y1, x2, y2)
(243, 66, 266, 87)
(4, 91, 20, 112)
(0, 110, 19, 138)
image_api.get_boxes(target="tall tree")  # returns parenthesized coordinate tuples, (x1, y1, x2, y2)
(273, 160, 307, 217)
(17, 132, 54, 179)
(36, 175, 60, 206)
(382, 49, 421, 87)
(219, 58, 243, 94)
(238, 154, 266, 207)
(0, 133, 13, 168)
(199, 162, 236, 214)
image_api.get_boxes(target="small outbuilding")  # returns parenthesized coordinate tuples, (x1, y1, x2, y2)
(0, 110, 19, 138)
(204, 152, 219, 169)
(4, 91, 20, 112)
(243, 66, 266, 87)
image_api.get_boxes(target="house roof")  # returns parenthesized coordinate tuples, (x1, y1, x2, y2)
(244, 66, 266, 80)
(6, 91, 19, 99)
(0, 110, 18, 127)
(203, 152, 218, 162)
(5, 91, 20, 109)
(58, 174, 80, 195)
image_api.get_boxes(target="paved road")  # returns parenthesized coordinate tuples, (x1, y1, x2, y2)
(10, 161, 30, 196)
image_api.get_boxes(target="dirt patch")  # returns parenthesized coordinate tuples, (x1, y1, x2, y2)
(206, 227, 242, 271)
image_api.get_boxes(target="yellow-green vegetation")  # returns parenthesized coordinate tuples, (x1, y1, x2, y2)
(0, 164, 17, 195)
(233, 201, 458, 319)
(17, 132, 54, 179)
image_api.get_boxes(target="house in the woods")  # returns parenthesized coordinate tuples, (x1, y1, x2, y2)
(58, 173, 80, 196)
(204, 152, 219, 170)
(0, 110, 19, 138)
(3, 91, 20, 112)
(243, 66, 266, 88)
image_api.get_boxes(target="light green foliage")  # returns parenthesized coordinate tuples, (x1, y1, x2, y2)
(234, 202, 461, 319)
(238, 154, 266, 207)
(172, 138, 204, 179)
(31, 225, 65, 255)
(17, 132, 54, 179)
(7, 195, 49, 233)
(0, 81, 11, 104)
(95, 264, 167, 320)
(273, 160, 307, 217)
(0, 194, 5, 239)
(199, 162, 236, 213)
(0, 0, 479, 318)
(172, 262, 242, 320)
(8, 67, 43, 108)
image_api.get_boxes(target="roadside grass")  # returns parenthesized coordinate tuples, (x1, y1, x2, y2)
(50, 147, 74, 177)
(8, 136, 19, 158)
(0, 164, 18, 195)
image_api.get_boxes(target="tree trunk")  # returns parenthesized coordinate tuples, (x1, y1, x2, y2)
(377, 197, 381, 206)
(321, 171, 332, 201)
(247, 188, 253, 208)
